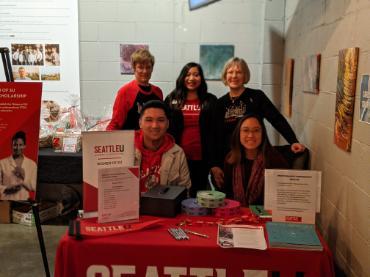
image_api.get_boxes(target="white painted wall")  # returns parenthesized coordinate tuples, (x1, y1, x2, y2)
(78, 0, 267, 119)
(78, 0, 370, 274)
(283, 1, 370, 276)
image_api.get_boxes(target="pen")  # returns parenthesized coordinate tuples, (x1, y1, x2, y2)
(183, 229, 209, 238)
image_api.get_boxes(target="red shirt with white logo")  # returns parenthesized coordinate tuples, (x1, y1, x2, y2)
(180, 98, 202, 160)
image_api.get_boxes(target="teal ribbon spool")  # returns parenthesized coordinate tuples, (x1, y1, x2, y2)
(196, 190, 225, 208)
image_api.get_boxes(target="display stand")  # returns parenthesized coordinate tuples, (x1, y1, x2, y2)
(0, 47, 14, 82)
(0, 47, 50, 277)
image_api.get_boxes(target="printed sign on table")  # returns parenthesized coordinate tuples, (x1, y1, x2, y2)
(0, 82, 42, 201)
(264, 169, 321, 224)
(98, 166, 139, 223)
(82, 131, 136, 214)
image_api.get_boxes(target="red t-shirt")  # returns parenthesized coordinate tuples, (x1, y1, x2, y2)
(180, 98, 202, 160)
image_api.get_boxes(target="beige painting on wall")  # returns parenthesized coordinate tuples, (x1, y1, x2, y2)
(303, 54, 321, 94)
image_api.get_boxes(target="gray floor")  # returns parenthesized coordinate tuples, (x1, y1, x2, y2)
(0, 223, 66, 277)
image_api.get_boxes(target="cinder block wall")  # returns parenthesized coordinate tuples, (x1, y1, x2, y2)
(283, 1, 370, 276)
(78, 0, 268, 119)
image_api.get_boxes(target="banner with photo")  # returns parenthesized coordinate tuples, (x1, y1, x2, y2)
(0, 0, 80, 109)
(0, 82, 42, 201)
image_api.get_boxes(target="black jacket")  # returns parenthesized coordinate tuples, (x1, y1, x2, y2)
(211, 87, 299, 168)
(165, 92, 217, 167)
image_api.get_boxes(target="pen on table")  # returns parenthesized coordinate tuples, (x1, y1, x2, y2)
(183, 229, 209, 238)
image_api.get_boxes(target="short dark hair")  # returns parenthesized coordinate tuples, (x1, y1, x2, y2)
(140, 100, 170, 119)
(12, 131, 26, 144)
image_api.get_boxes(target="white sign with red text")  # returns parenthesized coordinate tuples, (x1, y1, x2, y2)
(264, 169, 321, 224)
(82, 131, 135, 213)
(98, 166, 139, 223)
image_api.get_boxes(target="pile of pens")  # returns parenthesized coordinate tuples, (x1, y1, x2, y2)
(168, 227, 210, 240)
(168, 228, 189, 240)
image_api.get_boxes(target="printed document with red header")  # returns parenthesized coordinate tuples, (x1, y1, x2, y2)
(82, 131, 135, 213)
(264, 169, 321, 224)
(98, 166, 139, 223)
(0, 82, 42, 201)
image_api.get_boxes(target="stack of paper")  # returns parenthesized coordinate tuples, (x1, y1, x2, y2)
(266, 222, 323, 251)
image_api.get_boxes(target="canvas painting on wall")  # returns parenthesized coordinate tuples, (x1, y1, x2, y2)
(303, 54, 321, 94)
(283, 59, 294, 117)
(334, 47, 359, 152)
(359, 74, 370, 124)
(200, 45, 234, 80)
(120, 44, 149, 74)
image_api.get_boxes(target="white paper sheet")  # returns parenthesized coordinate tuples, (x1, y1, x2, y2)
(264, 169, 321, 224)
(98, 167, 139, 223)
(218, 224, 267, 250)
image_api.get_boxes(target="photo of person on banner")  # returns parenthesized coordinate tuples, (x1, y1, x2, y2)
(0, 131, 37, 200)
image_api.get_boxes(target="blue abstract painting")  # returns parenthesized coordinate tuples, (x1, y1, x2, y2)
(200, 45, 234, 80)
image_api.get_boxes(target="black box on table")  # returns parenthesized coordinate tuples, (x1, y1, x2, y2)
(140, 186, 187, 217)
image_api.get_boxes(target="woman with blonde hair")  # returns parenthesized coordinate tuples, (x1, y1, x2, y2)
(211, 57, 305, 188)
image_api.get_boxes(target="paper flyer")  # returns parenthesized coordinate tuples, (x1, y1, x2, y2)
(0, 82, 42, 200)
(264, 169, 321, 224)
(82, 131, 135, 213)
(98, 166, 139, 223)
(217, 224, 267, 250)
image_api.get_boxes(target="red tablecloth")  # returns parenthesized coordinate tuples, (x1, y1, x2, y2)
(54, 213, 334, 277)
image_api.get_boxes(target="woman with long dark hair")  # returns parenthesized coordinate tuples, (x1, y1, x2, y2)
(165, 62, 217, 197)
(223, 114, 289, 206)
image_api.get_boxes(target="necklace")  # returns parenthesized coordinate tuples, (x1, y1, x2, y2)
(229, 90, 243, 103)
(230, 95, 239, 103)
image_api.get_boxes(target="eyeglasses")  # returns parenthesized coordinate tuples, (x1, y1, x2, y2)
(241, 128, 262, 135)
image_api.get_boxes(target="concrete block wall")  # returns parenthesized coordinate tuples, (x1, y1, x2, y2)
(283, 1, 370, 276)
(78, 0, 268, 119)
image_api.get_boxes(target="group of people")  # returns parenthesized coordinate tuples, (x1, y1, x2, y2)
(107, 48, 305, 206)
(12, 46, 44, 66)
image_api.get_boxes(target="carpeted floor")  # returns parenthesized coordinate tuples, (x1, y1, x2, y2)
(0, 221, 68, 277)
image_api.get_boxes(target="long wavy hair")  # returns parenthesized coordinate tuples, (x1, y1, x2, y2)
(169, 62, 208, 108)
(226, 114, 271, 166)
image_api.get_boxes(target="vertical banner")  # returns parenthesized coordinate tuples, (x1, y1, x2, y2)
(0, 82, 42, 200)
(82, 131, 137, 214)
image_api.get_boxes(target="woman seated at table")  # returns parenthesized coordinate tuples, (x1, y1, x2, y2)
(223, 114, 289, 206)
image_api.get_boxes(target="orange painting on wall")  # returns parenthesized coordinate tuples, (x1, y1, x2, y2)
(334, 47, 359, 152)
